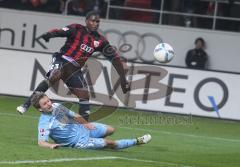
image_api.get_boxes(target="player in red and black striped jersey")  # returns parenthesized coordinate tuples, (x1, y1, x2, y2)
(16, 11, 130, 121)
(42, 21, 121, 66)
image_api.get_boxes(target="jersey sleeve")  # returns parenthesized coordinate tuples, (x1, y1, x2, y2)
(66, 109, 76, 118)
(38, 120, 50, 142)
(44, 24, 77, 38)
(57, 103, 77, 118)
(97, 37, 120, 61)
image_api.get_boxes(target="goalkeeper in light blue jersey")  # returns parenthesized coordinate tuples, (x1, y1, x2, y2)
(31, 92, 152, 150)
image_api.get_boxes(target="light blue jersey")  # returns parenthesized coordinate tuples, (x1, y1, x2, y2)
(38, 103, 89, 147)
(38, 103, 110, 149)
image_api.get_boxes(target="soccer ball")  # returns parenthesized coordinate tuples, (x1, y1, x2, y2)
(153, 43, 174, 63)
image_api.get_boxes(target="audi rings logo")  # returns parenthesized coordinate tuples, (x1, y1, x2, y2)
(80, 44, 94, 53)
(97, 29, 163, 63)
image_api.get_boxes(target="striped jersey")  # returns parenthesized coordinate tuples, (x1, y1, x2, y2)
(46, 24, 119, 65)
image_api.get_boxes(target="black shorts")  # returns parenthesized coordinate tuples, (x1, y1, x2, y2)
(46, 53, 87, 89)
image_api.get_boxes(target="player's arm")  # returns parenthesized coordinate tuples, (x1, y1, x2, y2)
(100, 41, 130, 93)
(73, 113, 95, 129)
(40, 24, 75, 42)
(38, 140, 61, 149)
(111, 57, 130, 93)
(38, 125, 61, 149)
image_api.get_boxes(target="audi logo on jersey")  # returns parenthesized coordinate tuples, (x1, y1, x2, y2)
(80, 44, 94, 53)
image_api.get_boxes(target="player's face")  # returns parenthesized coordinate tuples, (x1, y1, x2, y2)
(86, 15, 100, 32)
(39, 96, 53, 112)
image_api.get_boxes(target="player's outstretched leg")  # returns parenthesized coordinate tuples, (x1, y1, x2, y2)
(74, 134, 152, 150)
(106, 134, 152, 149)
(16, 79, 49, 114)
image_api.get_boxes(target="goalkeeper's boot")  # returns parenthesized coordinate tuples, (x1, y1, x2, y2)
(16, 105, 29, 115)
(136, 134, 152, 145)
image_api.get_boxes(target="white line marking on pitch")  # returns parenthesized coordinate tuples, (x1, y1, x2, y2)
(118, 157, 194, 167)
(0, 156, 194, 167)
(0, 157, 117, 164)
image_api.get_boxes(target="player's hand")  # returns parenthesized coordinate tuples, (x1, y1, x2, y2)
(50, 144, 61, 149)
(83, 123, 95, 130)
(121, 81, 130, 94)
(40, 33, 50, 42)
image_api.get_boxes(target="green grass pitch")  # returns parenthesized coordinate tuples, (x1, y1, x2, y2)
(0, 95, 240, 167)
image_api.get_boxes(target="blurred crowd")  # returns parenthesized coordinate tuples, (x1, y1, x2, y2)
(0, 0, 240, 32)
(0, 0, 107, 16)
